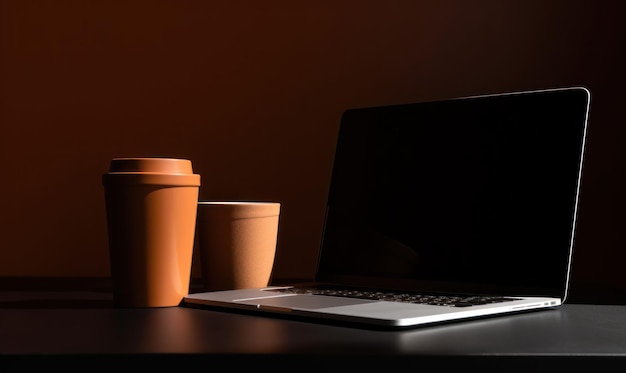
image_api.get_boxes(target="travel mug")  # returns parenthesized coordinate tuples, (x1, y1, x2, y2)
(102, 157, 201, 307)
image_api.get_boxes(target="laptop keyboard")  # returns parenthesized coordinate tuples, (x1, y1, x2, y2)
(272, 287, 521, 307)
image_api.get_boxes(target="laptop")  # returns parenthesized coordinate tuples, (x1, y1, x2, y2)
(183, 86, 591, 329)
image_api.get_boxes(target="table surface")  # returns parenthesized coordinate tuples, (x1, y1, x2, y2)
(2, 280, 626, 369)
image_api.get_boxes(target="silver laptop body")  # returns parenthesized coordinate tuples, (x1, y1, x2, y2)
(184, 87, 591, 329)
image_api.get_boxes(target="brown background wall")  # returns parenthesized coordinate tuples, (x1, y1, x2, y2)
(1, 1, 625, 301)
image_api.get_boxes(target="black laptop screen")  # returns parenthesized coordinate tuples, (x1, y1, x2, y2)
(317, 88, 590, 298)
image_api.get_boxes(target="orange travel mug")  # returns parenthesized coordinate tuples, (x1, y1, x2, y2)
(102, 157, 201, 307)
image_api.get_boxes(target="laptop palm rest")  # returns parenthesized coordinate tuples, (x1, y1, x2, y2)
(186, 289, 374, 309)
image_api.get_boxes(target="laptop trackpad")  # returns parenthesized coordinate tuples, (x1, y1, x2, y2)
(237, 293, 374, 309)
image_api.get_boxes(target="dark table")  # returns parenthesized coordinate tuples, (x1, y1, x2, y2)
(2, 278, 626, 370)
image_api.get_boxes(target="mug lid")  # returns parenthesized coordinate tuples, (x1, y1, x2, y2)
(103, 157, 200, 186)
(108, 157, 194, 174)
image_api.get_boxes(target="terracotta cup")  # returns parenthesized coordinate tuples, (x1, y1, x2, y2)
(102, 157, 201, 307)
(196, 201, 281, 291)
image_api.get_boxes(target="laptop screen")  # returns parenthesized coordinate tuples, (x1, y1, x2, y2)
(317, 87, 590, 299)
